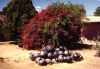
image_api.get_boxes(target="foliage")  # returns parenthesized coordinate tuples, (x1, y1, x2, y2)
(20, 2, 86, 49)
(93, 33, 100, 57)
(0, 15, 5, 41)
(94, 7, 100, 16)
(2, 0, 37, 40)
(93, 33, 100, 51)
(0, 21, 3, 41)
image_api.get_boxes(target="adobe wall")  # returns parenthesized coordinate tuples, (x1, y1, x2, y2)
(84, 22, 100, 40)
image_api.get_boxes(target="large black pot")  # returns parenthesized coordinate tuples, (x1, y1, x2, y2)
(48, 52, 53, 59)
(38, 58, 47, 66)
(45, 59, 52, 64)
(40, 50, 48, 58)
(46, 45, 54, 53)
(57, 55, 64, 62)
(73, 52, 83, 61)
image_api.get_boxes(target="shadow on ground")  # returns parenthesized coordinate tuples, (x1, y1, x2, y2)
(9, 41, 92, 50)
(67, 43, 92, 50)
(9, 41, 17, 45)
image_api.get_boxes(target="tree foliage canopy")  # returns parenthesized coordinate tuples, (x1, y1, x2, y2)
(2, 0, 37, 40)
(94, 7, 100, 16)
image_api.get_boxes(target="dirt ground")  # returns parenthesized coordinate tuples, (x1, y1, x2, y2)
(0, 42, 100, 69)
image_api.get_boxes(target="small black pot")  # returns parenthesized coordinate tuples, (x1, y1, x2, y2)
(34, 53, 40, 58)
(29, 53, 35, 61)
(55, 48, 60, 52)
(64, 56, 72, 63)
(35, 57, 41, 63)
(52, 58, 57, 63)
(59, 46, 65, 51)
(53, 51, 59, 58)
(64, 50, 69, 56)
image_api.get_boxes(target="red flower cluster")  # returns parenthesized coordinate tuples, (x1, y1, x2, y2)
(20, 3, 83, 49)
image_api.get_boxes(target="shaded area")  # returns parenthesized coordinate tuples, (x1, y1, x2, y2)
(9, 41, 92, 50)
(9, 41, 18, 45)
(66, 43, 92, 50)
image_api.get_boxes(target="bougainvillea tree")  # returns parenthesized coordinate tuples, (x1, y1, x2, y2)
(20, 2, 86, 49)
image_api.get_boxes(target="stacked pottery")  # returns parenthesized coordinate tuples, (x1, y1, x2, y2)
(29, 45, 83, 66)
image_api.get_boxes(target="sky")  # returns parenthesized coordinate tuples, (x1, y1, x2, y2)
(0, 0, 100, 16)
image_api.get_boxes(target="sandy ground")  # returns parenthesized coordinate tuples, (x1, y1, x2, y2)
(0, 42, 100, 69)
